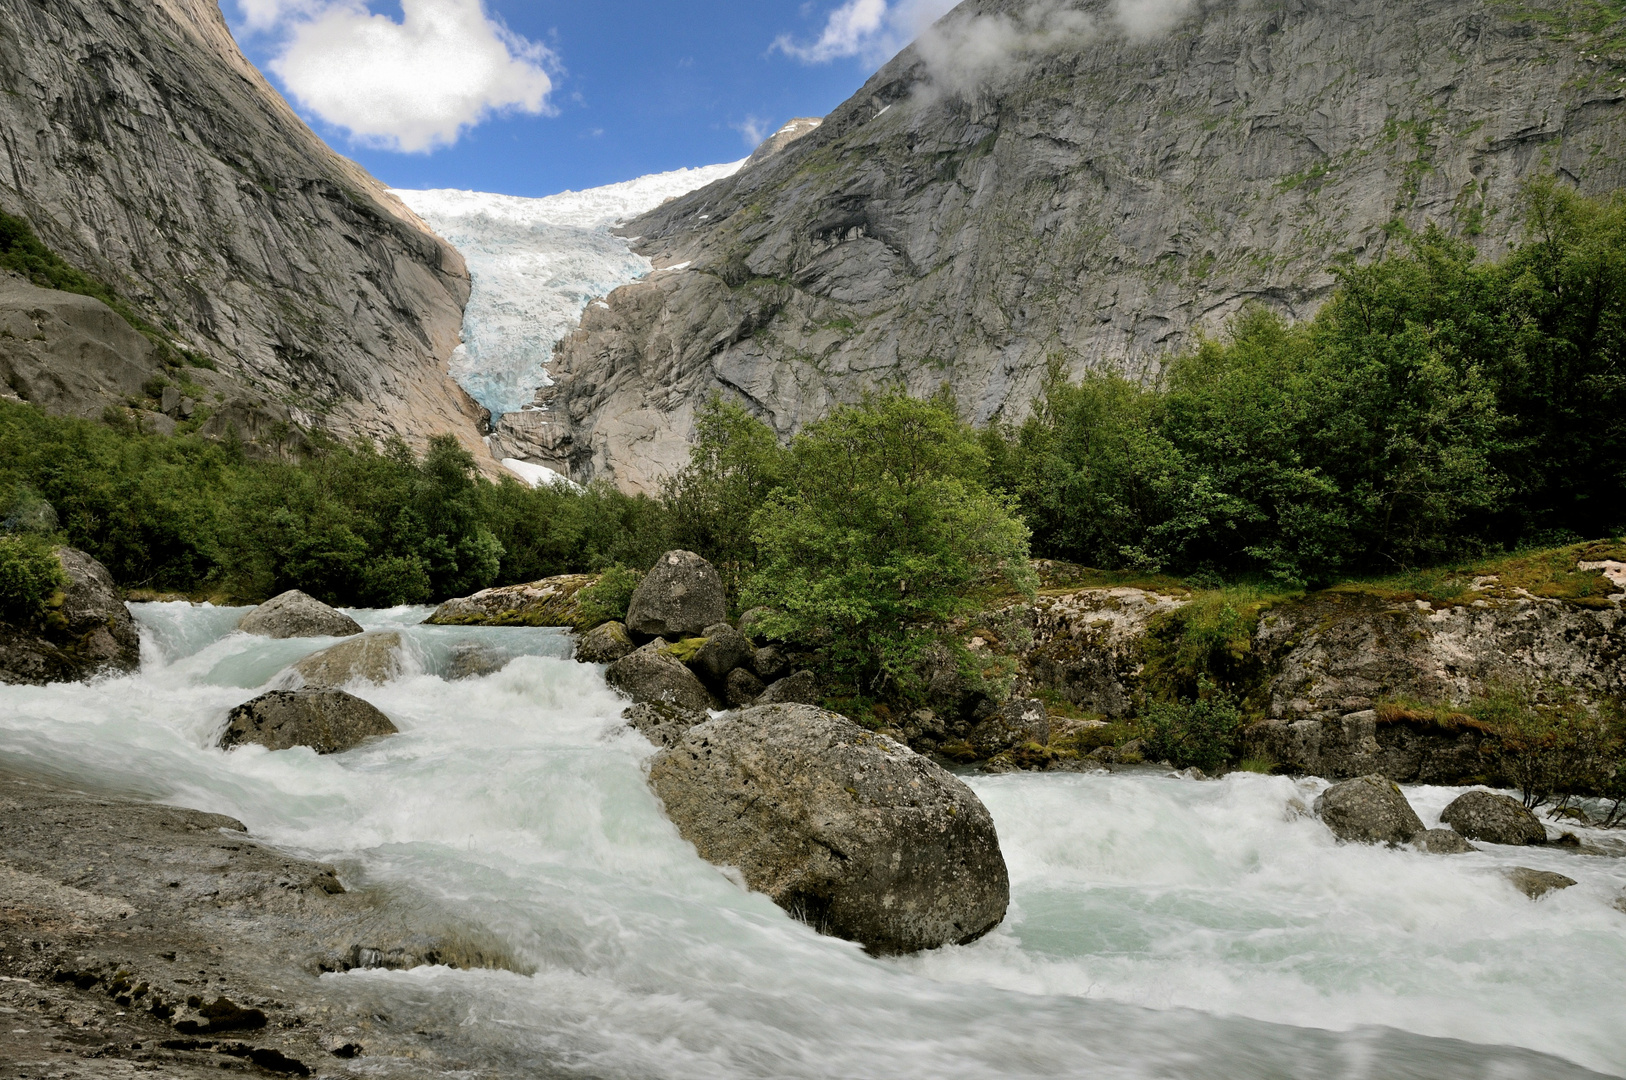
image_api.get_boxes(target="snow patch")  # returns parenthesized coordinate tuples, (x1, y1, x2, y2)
(501, 458, 580, 491)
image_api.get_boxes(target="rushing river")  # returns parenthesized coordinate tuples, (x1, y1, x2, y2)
(2, 604, 1623, 1079)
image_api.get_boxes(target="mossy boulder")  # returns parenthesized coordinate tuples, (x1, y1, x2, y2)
(427, 574, 598, 628)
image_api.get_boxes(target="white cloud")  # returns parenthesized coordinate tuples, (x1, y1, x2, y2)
(236, 0, 555, 153)
(732, 115, 772, 147)
(774, 0, 958, 66)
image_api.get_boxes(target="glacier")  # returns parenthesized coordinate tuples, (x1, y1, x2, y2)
(395, 161, 744, 418)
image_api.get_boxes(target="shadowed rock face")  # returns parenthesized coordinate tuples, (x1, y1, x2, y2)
(0, 0, 487, 459)
(0, 546, 138, 686)
(532, 0, 1626, 492)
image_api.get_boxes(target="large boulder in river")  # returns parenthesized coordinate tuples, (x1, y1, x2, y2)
(427, 573, 597, 628)
(605, 640, 715, 712)
(625, 551, 726, 640)
(648, 704, 1010, 955)
(237, 590, 362, 639)
(1440, 790, 1547, 845)
(575, 620, 635, 664)
(292, 631, 403, 688)
(1505, 866, 1576, 900)
(220, 689, 397, 754)
(0, 546, 139, 685)
(1314, 775, 1425, 845)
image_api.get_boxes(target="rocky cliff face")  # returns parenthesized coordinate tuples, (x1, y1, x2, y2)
(0, 0, 487, 457)
(536, 0, 1626, 491)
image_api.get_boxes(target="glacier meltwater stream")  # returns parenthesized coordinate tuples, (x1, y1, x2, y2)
(1, 605, 1624, 1078)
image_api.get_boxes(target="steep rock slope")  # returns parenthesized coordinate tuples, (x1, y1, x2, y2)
(0, 0, 487, 456)
(540, 0, 1626, 492)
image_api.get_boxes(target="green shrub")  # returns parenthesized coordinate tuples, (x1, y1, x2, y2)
(1472, 685, 1608, 809)
(0, 534, 65, 625)
(1141, 687, 1244, 772)
(574, 566, 644, 630)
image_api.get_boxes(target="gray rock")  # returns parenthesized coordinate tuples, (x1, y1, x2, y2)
(576, 620, 636, 664)
(291, 632, 403, 688)
(1440, 791, 1547, 846)
(623, 701, 708, 749)
(220, 689, 397, 754)
(690, 623, 755, 684)
(0, 279, 158, 422)
(0, 546, 139, 686)
(966, 698, 1050, 759)
(647, 704, 1010, 954)
(1505, 867, 1577, 900)
(237, 590, 363, 639)
(724, 666, 767, 708)
(752, 645, 790, 683)
(1415, 828, 1475, 855)
(427, 574, 597, 628)
(625, 551, 727, 640)
(756, 669, 820, 706)
(605, 640, 716, 713)
(445, 643, 509, 680)
(737, 607, 776, 643)
(1314, 775, 1426, 845)
(1615, 891, 1626, 916)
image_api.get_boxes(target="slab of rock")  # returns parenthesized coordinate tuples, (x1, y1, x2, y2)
(966, 698, 1050, 759)
(1440, 790, 1547, 846)
(1415, 828, 1475, 854)
(625, 551, 726, 640)
(1505, 867, 1577, 900)
(623, 702, 708, 748)
(757, 669, 820, 705)
(691, 622, 755, 684)
(237, 589, 362, 639)
(647, 704, 1010, 955)
(0, 546, 139, 686)
(1314, 775, 1425, 845)
(427, 573, 597, 628)
(725, 666, 767, 707)
(291, 631, 403, 688)
(605, 640, 715, 712)
(576, 620, 635, 664)
(220, 689, 397, 754)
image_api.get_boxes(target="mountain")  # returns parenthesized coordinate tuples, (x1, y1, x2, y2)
(0, 0, 486, 457)
(532, 0, 1626, 493)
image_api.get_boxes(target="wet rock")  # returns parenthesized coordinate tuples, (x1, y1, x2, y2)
(220, 689, 397, 754)
(292, 632, 403, 688)
(1615, 891, 1626, 915)
(445, 643, 509, 681)
(647, 704, 1010, 955)
(737, 607, 775, 643)
(690, 623, 755, 685)
(965, 698, 1050, 759)
(173, 996, 267, 1034)
(1314, 775, 1425, 845)
(756, 669, 821, 706)
(575, 620, 635, 664)
(1505, 867, 1577, 900)
(1243, 708, 1495, 787)
(724, 666, 766, 707)
(1415, 828, 1475, 854)
(427, 574, 597, 628)
(0, 546, 140, 686)
(623, 701, 708, 748)
(1440, 791, 1547, 846)
(752, 645, 789, 683)
(605, 640, 716, 712)
(237, 590, 363, 639)
(625, 551, 726, 640)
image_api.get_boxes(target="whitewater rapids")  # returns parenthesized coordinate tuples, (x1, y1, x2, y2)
(1, 603, 1623, 1078)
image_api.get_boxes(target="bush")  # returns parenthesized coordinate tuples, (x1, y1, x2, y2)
(574, 566, 644, 630)
(0, 534, 65, 625)
(1472, 686, 1609, 809)
(1140, 687, 1244, 773)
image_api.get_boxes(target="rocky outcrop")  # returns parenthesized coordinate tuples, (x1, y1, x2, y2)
(0, 0, 488, 459)
(647, 704, 1009, 954)
(290, 631, 402, 688)
(219, 689, 397, 754)
(427, 574, 597, 628)
(605, 640, 716, 713)
(691, 622, 756, 686)
(622, 701, 708, 748)
(533, 0, 1626, 491)
(0, 276, 155, 419)
(0, 546, 138, 685)
(1314, 775, 1426, 845)
(575, 620, 636, 664)
(237, 590, 362, 639)
(1244, 708, 1495, 786)
(1440, 790, 1548, 845)
(964, 697, 1051, 759)
(1505, 866, 1577, 899)
(626, 551, 727, 640)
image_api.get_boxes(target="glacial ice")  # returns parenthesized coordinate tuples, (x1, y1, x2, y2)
(395, 161, 744, 417)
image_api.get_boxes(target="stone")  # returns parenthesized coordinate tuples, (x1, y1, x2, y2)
(623, 702, 708, 749)
(751, 645, 789, 683)
(1440, 791, 1547, 846)
(1314, 775, 1426, 845)
(291, 632, 403, 688)
(427, 574, 597, 628)
(724, 666, 767, 707)
(444, 643, 509, 680)
(1505, 867, 1577, 900)
(575, 620, 636, 664)
(737, 607, 775, 643)
(605, 640, 716, 713)
(1615, 891, 1626, 916)
(0, 546, 140, 686)
(625, 551, 727, 640)
(690, 623, 756, 684)
(221, 690, 397, 754)
(647, 704, 1010, 954)
(756, 670, 820, 706)
(1415, 828, 1475, 854)
(965, 698, 1050, 760)
(237, 590, 363, 639)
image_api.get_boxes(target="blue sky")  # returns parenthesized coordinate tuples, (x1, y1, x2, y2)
(226, 0, 953, 197)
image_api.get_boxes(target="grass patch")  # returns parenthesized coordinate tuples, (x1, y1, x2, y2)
(1331, 538, 1626, 607)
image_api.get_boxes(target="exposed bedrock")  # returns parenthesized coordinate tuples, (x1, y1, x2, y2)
(0, 546, 137, 686)
(534, 0, 1626, 492)
(647, 704, 1010, 955)
(0, 0, 488, 460)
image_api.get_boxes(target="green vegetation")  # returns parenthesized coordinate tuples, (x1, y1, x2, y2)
(1140, 688, 1244, 773)
(0, 533, 65, 625)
